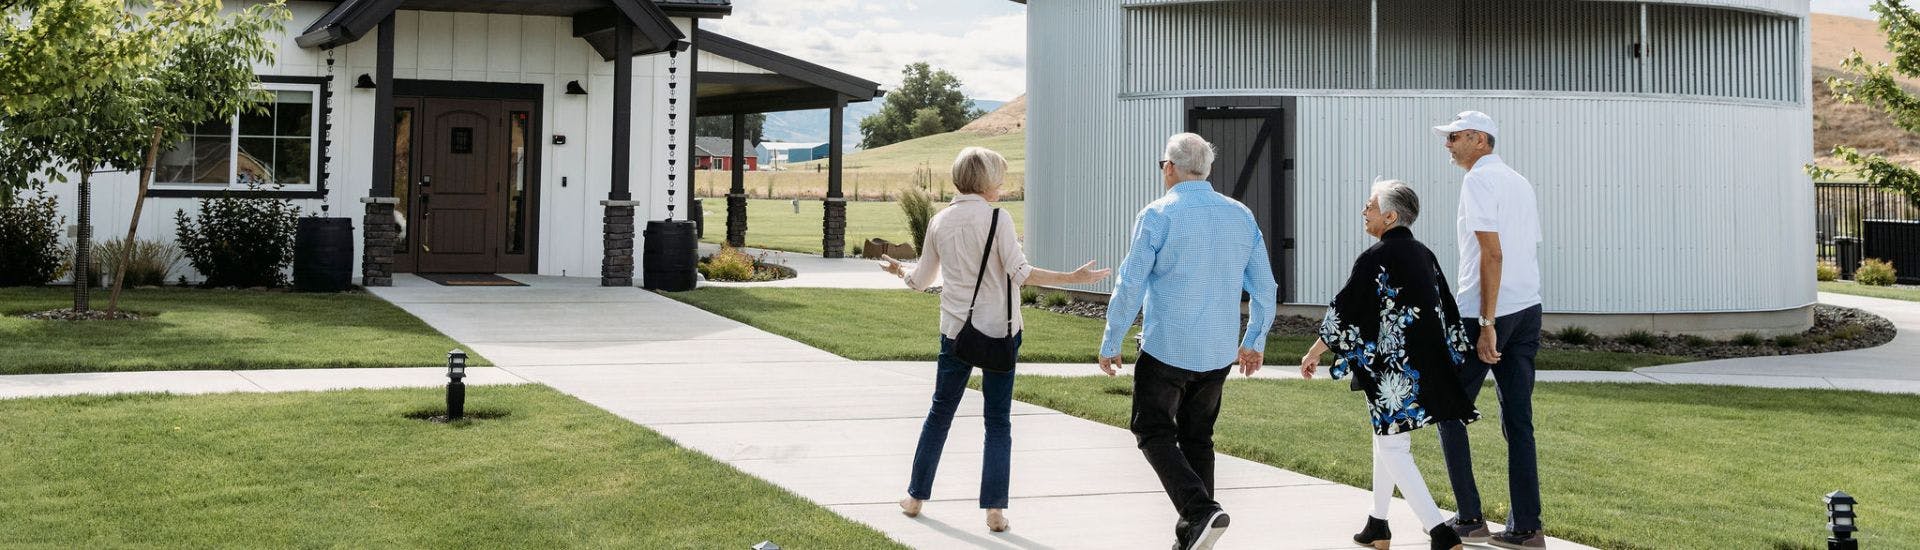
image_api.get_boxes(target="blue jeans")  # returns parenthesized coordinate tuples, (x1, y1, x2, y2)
(906, 335, 1018, 509)
(1438, 304, 1543, 531)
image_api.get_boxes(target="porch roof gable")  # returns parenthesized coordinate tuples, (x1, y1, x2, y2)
(296, 0, 692, 58)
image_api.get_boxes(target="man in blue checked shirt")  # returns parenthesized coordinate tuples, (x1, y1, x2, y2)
(1097, 133, 1278, 550)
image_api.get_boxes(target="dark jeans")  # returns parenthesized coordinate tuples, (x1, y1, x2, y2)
(1131, 352, 1230, 521)
(1438, 304, 1543, 531)
(907, 335, 1018, 509)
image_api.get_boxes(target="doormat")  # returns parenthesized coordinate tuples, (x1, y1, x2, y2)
(416, 273, 527, 287)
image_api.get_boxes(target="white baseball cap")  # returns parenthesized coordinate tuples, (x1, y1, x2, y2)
(1432, 111, 1498, 140)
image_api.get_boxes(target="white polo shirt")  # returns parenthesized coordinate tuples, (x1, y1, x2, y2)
(1456, 154, 1542, 319)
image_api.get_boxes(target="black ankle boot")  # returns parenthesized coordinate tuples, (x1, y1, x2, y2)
(1352, 516, 1390, 550)
(1429, 522, 1464, 550)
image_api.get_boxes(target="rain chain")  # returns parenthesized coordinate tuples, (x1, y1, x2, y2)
(664, 49, 680, 221)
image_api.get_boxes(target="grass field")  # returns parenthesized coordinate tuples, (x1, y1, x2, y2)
(699, 198, 1026, 255)
(663, 287, 1693, 371)
(694, 130, 1028, 200)
(1821, 280, 1920, 302)
(0, 385, 902, 548)
(1001, 376, 1920, 550)
(0, 287, 485, 375)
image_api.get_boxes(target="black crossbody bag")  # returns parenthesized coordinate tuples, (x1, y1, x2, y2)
(954, 208, 1019, 373)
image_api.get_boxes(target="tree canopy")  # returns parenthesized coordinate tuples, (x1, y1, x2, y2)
(858, 63, 984, 149)
(1812, 0, 1920, 208)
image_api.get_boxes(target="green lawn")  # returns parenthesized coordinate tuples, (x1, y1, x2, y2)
(1001, 376, 1920, 550)
(1821, 280, 1920, 302)
(699, 198, 1026, 256)
(0, 385, 901, 548)
(662, 287, 1690, 371)
(0, 287, 483, 375)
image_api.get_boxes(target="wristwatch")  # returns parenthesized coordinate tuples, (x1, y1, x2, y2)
(1478, 317, 1495, 328)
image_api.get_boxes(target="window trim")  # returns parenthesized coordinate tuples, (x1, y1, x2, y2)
(149, 75, 331, 199)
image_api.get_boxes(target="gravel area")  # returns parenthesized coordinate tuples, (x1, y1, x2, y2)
(1013, 297, 1895, 360)
(19, 308, 143, 321)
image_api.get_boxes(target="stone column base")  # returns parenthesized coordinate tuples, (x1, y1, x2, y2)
(360, 197, 398, 287)
(601, 200, 638, 287)
(822, 197, 846, 258)
(725, 193, 748, 248)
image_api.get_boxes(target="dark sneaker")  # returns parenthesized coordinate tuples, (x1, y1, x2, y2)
(1352, 515, 1391, 549)
(1428, 522, 1464, 550)
(1449, 517, 1491, 544)
(1182, 509, 1231, 550)
(1490, 529, 1547, 549)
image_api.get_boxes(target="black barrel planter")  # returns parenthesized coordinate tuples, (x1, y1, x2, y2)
(1863, 219, 1920, 284)
(294, 217, 354, 292)
(642, 220, 698, 292)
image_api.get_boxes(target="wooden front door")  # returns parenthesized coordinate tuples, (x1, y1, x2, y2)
(396, 96, 539, 274)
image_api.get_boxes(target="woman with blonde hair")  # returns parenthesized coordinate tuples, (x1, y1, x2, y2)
(880, 146, 1110, 532)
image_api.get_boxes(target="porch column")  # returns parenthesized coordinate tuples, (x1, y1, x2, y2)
(601, 19, 638, 287)
(726, 112, 747, 247)
(822, 94, 846, 258)
(360, 13, 398, 287)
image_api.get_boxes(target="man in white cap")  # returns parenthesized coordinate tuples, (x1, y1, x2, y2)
(1430, 111, 1546, 549)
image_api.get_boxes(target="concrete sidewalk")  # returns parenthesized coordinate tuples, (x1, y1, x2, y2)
(368, 274, 1594, 549)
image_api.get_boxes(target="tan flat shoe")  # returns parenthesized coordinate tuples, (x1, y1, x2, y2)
(986, 509, 1009, 532)
(899, 498, 923, 518)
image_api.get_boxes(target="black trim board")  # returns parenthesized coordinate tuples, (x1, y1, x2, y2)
(392, 80, 543, 101)
(149, 75, 334, 199)
(695, 29, 881, 100)
(300, 0, 684, 57)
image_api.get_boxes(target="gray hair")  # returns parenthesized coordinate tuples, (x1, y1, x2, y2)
(1163, 133, 1215, 180)
(1370, 179, 1420, 228)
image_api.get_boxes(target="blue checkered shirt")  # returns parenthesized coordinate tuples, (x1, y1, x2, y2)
(1100, 181, 1278, 371)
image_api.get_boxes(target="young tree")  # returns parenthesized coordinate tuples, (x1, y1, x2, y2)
(1811, 0, 1920, 208)
(0, 0, 285, 313)
(102, 0, 285, 313)
(694, 113, 765, 144)
(858, 63, 985, 149)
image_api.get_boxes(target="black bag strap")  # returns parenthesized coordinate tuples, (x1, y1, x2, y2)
(965, 208, 1001, 322)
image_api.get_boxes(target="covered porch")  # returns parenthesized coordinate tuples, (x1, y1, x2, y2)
(691, 29, 882, 258)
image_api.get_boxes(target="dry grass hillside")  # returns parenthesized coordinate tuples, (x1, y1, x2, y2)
(1814, 13, 1920, 168)
(959, 94, 1026, 135)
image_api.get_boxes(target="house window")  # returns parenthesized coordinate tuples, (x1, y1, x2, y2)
(155, 82, 321, 191)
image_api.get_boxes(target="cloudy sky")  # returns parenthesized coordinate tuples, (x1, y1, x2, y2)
(704, 0, 1027, 102)
(706, 1, 1879, 103)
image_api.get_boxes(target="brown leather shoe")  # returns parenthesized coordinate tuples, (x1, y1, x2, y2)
(1490, 528, 1547, 549)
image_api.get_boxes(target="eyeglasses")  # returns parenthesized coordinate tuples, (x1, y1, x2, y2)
(1446, 131, 1468, 144)
(1157, 160, 1170, 170)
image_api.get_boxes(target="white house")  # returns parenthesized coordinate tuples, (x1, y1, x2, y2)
(1017, 0, 1815, 336)
(34, 0, 879, 287)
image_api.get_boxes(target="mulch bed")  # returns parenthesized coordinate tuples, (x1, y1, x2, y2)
(1014, 297, 1896, 360)
(19, 308, 144, 321)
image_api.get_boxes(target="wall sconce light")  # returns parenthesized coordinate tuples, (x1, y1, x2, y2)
(565, 80, 587, 95)
(355, 74, 377, 89)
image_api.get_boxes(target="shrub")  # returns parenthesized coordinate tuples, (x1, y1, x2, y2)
(699, 245, 756, 282)
(1680, 334, 1713, 348)
(1774, 334, 1803, 348)
(174, 193, 300, 288)
(1816, 261, 1839, 282)
(1855, 258, 1897, 286)
(0, 191, 68, 286)
(1551, 326, 1594, 345)
(1833, 324, 1866, 340)
(1042, 291, 1071, 308)
(899, 186, 935, 253)
(1620, 329, 1659, 347)
(94, 238, 182, 287)
(1021, 286, 1040, 305)
(1733, 332, 1766, 346)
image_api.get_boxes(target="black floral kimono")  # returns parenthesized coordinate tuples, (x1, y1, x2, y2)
(1317, 227, 1480, 436)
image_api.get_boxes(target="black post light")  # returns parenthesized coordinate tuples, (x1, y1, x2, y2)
(446, 349, 467, 420)
(355, 73, 377, 89)
(1826, 490, 1859, 550)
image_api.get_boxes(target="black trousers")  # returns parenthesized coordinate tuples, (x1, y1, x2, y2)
(1131, 352, 1230, 521)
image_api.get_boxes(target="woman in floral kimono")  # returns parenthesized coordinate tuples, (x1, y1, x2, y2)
(1301, 180, 1478, 550)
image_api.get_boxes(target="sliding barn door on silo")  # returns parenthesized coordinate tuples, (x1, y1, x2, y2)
(1188, 104, 1295, 303)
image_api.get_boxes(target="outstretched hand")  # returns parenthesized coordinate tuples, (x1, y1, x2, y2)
(878, 254, 905, 278)
(1070, 260, 1112, 284)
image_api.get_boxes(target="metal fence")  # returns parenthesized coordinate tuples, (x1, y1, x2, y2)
(1815, 181, 1920, 263)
